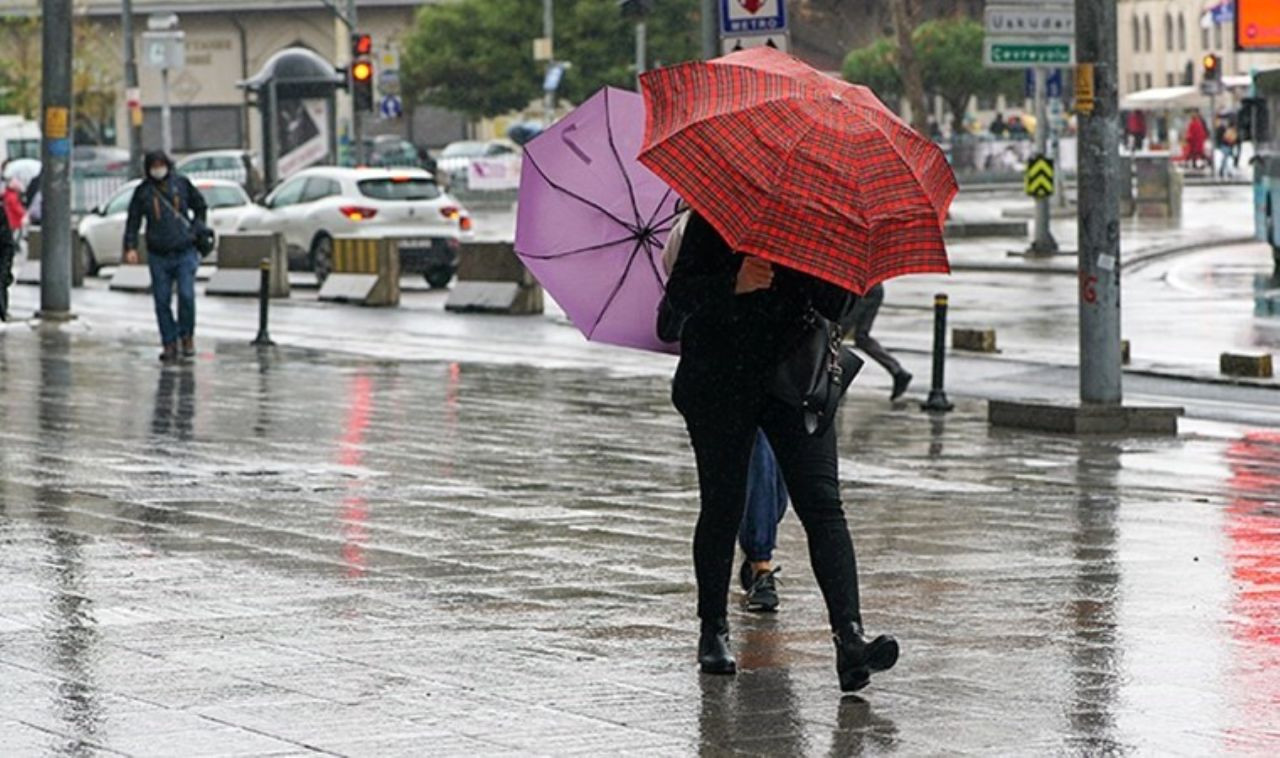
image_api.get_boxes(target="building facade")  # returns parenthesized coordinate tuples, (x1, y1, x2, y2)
(0, 0, 466, 156)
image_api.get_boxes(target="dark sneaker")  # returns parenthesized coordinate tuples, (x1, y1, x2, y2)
(890, 371, 913, 401)
(744, 567, 780, 613)
(159, 343, 179, 363)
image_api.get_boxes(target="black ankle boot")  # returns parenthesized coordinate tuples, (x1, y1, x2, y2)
(833, 622, 899, 693)
(698, 618, 736, 675)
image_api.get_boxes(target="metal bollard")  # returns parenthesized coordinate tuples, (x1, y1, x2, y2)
(251, 258, 275, 347)
(921, 293, 954, 413)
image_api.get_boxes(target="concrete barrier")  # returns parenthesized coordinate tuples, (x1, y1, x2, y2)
(110, 245, 151, 293)
(317, 236, 400, 306)
(445, 241, 544, 315)
(1220, 352, 1273, 379)
(207, 232, 290, 298)
(953, 328, 998, 353)
(17, 228, 86, 287)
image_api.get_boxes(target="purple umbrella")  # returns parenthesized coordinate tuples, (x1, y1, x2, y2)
(515, 87, 680, 354)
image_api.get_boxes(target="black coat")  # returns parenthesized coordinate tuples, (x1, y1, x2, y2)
(123, 161, 207, 255)
(666, 212, 854, 402)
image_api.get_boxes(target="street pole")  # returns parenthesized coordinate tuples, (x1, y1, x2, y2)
(40, 0, 73, 319)
(1030, 67, 1058, 254)
(1076, 0, 1122, 405)
(701, 0, 718, 59)
(161, 66, 173, 155)
(543, 0, 555, 125)
(122, 0, 142, 178)
(348, 0, 364, 165)
(635, 20, 647, 89)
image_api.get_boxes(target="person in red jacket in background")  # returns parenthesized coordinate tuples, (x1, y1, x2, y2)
(1182, 112, 1210, 169)
(3, 178, 24, 232)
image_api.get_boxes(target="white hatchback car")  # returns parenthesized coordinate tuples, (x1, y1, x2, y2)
(234, 166, 472, 288)
(76, 177, 256, 272)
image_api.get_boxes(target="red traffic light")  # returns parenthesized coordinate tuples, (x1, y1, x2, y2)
(351, 33, 372, 58)
(352, 60, 373, 83)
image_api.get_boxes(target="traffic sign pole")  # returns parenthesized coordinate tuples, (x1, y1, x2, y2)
(1029, 66, 1058, 255)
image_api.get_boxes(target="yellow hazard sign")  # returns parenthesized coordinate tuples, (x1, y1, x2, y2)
(1075, 63, 1095, 115)
(44, 106, 69, 139)
(1025, 155, 1055, 198)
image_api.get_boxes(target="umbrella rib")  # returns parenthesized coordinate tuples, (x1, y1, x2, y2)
(587, 236, 646, 340)
(523, 147, 637, 231)
(640, 233, 668, 291)
(519, 234, 641, 260)
(604, 88, 646, 231)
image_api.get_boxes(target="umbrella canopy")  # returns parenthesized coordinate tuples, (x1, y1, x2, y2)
(639, 47, 957, 295)
(515, 87, 680, 354)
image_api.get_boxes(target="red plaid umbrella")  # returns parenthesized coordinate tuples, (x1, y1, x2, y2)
(638, 47, 957, 295)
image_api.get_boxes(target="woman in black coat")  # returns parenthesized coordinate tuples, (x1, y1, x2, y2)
(665, 212, 898, 692)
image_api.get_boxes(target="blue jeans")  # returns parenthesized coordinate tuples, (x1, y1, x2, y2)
(148, 248, 199, 346)
(738, 428, 789, 562)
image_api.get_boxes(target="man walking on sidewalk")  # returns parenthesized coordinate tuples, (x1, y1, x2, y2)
(123, 151, 207, 362)
(847, 283, 912, 400)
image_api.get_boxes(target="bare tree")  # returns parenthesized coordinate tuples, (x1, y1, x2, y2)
(891, 0, 930, 134)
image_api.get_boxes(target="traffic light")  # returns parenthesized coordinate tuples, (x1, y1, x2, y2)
(351, 33, 372, 59)
(349, 32, 374, 113)
(351, 58, 374, 112)
(1203, 53, 1221, 82)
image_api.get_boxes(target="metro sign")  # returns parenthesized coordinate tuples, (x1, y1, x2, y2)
(722, 0, 787, 35)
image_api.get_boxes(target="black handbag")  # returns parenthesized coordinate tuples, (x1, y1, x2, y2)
(771, 310, 864, 436)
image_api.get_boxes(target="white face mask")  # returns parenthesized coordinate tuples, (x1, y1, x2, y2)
(149, 166, 169, 181)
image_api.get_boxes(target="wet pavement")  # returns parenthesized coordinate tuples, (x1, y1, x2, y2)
(2, 327, 1279, 756)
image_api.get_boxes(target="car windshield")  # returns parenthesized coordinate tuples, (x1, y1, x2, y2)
(200, 186, 247, 209)
(441, 142, 485, 158)
(358, 178, 441, 201)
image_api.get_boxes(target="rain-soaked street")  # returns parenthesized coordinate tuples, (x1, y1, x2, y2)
(2, 326, 1278, 756)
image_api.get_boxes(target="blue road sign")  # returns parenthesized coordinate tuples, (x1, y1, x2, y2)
(543, 64, 565, 93)
(721, 0, 787, 35)
(1025, 68, 1064, 99)
(379, 95, 402, 119)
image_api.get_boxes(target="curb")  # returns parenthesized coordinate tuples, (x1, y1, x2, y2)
(950, 235, 1258, 276)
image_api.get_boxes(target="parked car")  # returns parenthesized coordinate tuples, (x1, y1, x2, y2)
(233, 166, 473, 288)
(76, 177, 256, 273)
(340, 136, 426, 170)
(72, 145, 131, 176)
(435, 139, 517, 189)
(176, 150, 265, 199)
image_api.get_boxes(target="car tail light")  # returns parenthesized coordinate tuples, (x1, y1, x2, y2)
(459, 215, 473, 232)
(339, 206, 377, 221)
(440, 206, 460, 220)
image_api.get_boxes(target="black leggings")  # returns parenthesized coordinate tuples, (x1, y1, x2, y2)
(677, 383, 862, 630)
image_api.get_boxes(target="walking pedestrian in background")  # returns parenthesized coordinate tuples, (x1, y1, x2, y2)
(123, 151, 207, 363)
(0, 193, 14, 322)
(847, 283, 913, 401)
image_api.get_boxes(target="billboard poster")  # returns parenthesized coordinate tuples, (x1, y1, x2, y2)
(1237, 0, 1280, 51)
(277, 98, 329, 178)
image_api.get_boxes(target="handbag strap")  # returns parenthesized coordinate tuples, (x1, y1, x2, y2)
(152, 180, 193, 231)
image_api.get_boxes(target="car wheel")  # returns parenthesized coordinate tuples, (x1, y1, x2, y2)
(311, 234, 333, 284)
(425, 267, 454, 289)
(80, 239, 99, 277)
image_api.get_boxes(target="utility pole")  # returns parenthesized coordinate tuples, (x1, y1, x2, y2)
(1076, 0, 1121, 405)
(701, 0, 717, 59)
(635, 19, 647, 89)
(543, 0, 556, 125)
(40, 0, 73, 319)
(122, 0, 142, 178)
(1030, 67, 1058, 254)
(348, 0, 364, 165)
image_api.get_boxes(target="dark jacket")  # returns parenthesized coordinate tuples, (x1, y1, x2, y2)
(666, 212, 854, 399)
(123, 152, 207, 255)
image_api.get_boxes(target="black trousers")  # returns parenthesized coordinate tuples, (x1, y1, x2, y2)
(675, 375, 862, 630)
(847, 284, 903, 378)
